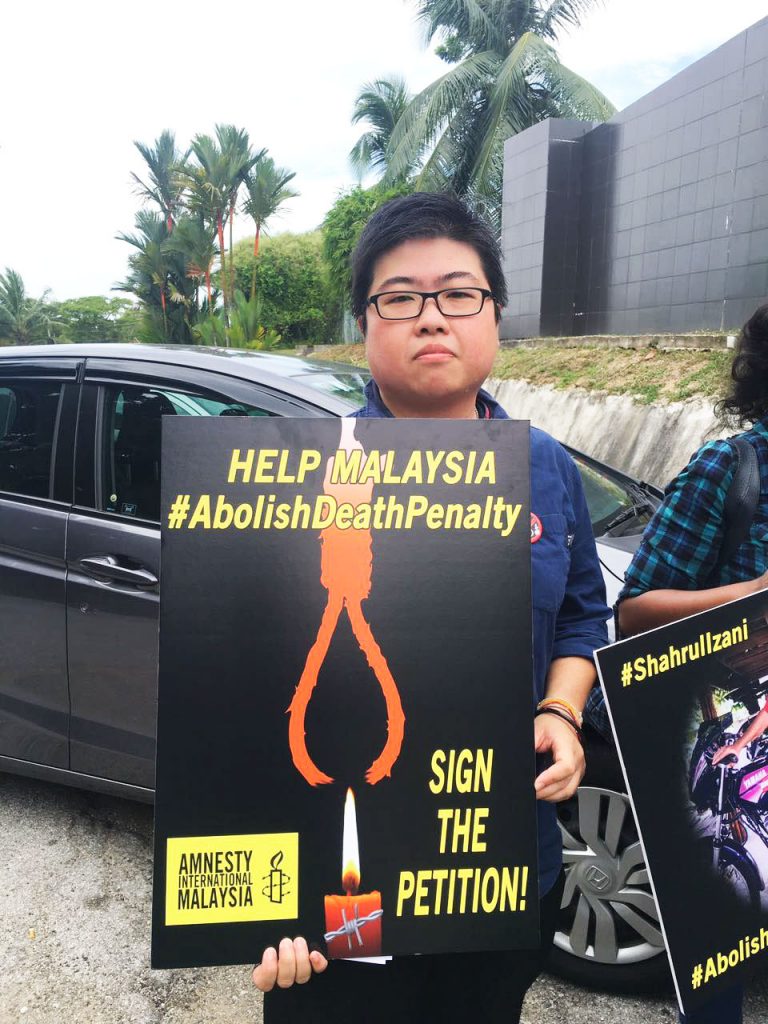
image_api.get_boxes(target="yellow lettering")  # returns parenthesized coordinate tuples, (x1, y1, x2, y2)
(276, 449, 295, 483)
(400, 451, 422, 484)
(227, 449, 253, 483)
(296, 449, 321, 482)
(414, 873, 430, 916)
(253, 449, 278, 483)
(455, 749, 473, 793)
(429, 750, 446, 794)
(331, 448, 361, 484)
(443, 451, 463, 484)
(425, 450, 445, 483)
(475, 451, 496, 484)
(188, 495, 212, 529)
(437, 808, 452, 853)
(471, 808, 489, 852)
(396, 872, 415, 916)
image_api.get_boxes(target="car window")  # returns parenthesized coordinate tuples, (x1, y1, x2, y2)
(0, 380, 63, 499)
(571, 453, 654, 536)
(292, 371, 368, 405)
(101, 384, 273, 522)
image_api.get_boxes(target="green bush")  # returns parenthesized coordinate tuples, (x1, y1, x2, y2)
(230, 231, 335, 344)
(321, 181, 413, 311)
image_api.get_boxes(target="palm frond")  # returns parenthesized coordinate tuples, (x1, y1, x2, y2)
(416, 0, 502, 53)
(468, 32, 546, 188)
(540, 0, 605, 41)
(384, 50, 500, 183)
(349, 76, 412, 179)
(349, 133, 382, 179)
(538, 52, 616, 119)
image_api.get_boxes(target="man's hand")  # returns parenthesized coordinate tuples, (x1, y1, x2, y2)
(712, 744, 740, 766)
(534, 713, 585, 802)
(252, 936, 328, 992)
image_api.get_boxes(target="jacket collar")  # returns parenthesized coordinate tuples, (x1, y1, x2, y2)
(356, 378, 509, 420)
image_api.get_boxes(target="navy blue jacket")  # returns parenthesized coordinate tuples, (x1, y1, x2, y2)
(351, 380, 610, 893)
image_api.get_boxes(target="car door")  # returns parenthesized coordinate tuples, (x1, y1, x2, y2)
(66, 357, 315, 791)
(0, 358, 80, 770)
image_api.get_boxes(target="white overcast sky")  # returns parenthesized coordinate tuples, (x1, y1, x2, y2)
(1, 0, 765, 300)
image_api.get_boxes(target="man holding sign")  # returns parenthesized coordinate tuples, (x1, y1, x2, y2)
(254, 193, 609, 1022)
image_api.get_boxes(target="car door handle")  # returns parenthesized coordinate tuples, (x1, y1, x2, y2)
(78, 556, 159, 588)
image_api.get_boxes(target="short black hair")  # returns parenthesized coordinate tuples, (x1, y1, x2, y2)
(718, 302, 768, 424)
(350, 192, 507, 328)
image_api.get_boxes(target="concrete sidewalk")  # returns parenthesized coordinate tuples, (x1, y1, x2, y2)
(2, 773, 765, 1023)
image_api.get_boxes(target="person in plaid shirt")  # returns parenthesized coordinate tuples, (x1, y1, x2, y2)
(615, 303, 768, 1024)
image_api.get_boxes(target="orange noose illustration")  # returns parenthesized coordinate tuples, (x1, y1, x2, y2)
(287, 420, 405, 786)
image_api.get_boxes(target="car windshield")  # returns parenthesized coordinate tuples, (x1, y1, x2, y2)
(570, 453, 654, 537)
(292, 371, 368, 406)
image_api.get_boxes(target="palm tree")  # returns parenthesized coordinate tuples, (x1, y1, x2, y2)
(241, 158, 298, 300)
(216, 125, 266, 306)
(349, 77, 412, 180)
(116, 211, 183, 341)
(131, 131, 190, 231)
(0, 268, 51, 344)
(162, 213, 218, 311)
(385, 0, 615, 227)
(184, 126, 262, 318)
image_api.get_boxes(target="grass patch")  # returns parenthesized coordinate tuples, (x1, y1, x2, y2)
(304, 343, 732, 404)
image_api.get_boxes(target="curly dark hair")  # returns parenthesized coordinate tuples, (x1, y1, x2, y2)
(718, 303, 768, 425)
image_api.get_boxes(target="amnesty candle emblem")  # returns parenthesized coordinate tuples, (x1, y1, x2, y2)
(152, 416, 538, 968)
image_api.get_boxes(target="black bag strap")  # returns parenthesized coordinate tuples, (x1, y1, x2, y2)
(714, 437, 760, 573)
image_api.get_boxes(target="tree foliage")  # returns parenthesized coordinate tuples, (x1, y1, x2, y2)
(231, 232, 334, 343)
(349, 77, 412, 180)
(241, 158, 299, 299)
(321, 182, 413, 310)
(49, 296, 139, 342)
(0, 268, 51, 344)
(118, 128, 292, 345)
(383, 0, 615, 229)
(193, 291, 281, 349)
(130, 131, 189, 231)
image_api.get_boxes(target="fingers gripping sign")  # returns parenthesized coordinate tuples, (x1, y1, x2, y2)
(253, 937, 328, 992)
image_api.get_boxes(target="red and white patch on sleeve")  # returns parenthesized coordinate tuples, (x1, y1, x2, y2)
(530, 512, 543, 544)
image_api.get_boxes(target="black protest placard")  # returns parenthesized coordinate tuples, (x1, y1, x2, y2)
(151, 416, 538, 968)
(596, 592, 768, 1015)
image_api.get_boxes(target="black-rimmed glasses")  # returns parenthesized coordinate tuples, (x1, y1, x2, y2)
(367, 287, 494, 320)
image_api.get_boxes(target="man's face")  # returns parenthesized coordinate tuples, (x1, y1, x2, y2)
(361, 237, 499, 417)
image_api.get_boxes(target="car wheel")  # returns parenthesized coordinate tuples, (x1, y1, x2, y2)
(550, 786, 671, 991)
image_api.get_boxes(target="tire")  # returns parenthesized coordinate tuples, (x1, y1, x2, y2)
(718, 852, 762, 913)
(550, 785, 671, 993)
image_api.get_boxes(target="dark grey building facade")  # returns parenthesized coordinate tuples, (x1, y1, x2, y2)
(501, 17, 768, 338)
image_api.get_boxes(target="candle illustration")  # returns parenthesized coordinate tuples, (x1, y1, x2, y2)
(323, 788, 383, 957)
(288, 419, 405, 786)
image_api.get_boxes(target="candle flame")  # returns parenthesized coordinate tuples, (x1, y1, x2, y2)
(341, 787, 361, 894)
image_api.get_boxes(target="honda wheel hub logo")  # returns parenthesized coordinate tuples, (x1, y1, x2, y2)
(584, 864, 612, 892)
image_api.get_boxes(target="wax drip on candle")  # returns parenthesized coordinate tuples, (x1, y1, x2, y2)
(287, 419, 406, 787)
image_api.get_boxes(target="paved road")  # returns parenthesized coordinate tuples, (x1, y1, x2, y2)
(2, 772, 767, 1024)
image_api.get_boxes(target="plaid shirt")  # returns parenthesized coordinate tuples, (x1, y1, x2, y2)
(620, 422, 768, 597)
(586, 420, 768, 738)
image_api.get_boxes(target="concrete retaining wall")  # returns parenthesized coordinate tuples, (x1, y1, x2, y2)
(487, 377, 724, 487)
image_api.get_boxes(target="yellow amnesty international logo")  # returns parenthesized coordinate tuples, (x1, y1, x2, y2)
(165, 833, 298, 926)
